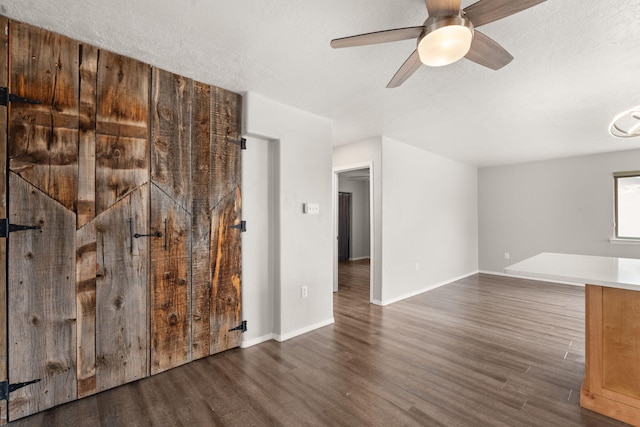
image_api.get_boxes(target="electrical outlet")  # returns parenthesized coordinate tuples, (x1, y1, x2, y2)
(504, 252, 510, 260)
(301, 286, 308, 298)
(416, 262, 420, 271)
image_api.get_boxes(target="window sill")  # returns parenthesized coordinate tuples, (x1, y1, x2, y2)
(609, 238, 640, 245)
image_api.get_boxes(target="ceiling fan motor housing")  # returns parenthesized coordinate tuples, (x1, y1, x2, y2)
(418, 15, 475, 67)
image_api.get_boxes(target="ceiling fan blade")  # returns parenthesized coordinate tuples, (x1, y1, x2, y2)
(464, 30, 513, 70)
(464, 0, 546, 28)
(426, 0, 462, 17)
(331, 27, 424, 49)
(387, 50, 422, 88)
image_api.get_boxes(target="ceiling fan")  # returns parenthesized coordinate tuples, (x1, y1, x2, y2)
(330, 0, 546, 88)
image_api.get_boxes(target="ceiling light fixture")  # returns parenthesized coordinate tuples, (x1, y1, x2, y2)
(417, 16, 474, 67)
(609, 106, 640, 138)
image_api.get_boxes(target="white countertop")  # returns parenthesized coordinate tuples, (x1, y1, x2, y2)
(504, 252, 640, 292)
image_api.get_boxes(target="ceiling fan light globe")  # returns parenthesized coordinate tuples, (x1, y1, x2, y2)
(418, 17, 474, 67)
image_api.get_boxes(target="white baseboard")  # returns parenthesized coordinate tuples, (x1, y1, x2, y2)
(348, 256, 371, 261)
(478, 270, 585, 287)
(275, 317, 335, 342)
(378, 271, 479, 306)
(241, 333, 277, 348)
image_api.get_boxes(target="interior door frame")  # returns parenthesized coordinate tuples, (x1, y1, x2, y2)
(332, 162, 374, 303)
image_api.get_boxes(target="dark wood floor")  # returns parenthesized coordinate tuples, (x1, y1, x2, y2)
(9, 260, 629, 426)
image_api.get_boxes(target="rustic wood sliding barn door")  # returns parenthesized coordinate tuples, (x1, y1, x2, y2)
(6, 22, 80, 419)
(0, 17, 243, 423)
(5, 21, 153, 419)
(150, 71, 244, 369)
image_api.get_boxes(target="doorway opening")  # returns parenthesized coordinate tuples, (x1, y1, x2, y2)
(333, 165, 373, 304)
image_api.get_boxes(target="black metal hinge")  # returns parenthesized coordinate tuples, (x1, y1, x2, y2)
(0, 87, 41, 107)
(229, 220, 246, 232)
(0, 218, 42, 238)
(229, 137, 246, 150)
(229, 320, 247, 333)
(0, 379, 41, 401)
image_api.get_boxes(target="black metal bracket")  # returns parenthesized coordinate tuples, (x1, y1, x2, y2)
(229, 137, 246, 150)
(0, 379, 41, 401)
(164, 218, 168, 250)
(0, 218, 42, 238)
(0, 87, 41, 107)
(134, 231, 162, 239)
(229, 320, 247, 333)
(129, 218, 163, 253)
(229, 220, 246, 232)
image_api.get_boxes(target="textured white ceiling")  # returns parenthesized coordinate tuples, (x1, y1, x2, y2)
(2, 0, 640, 166)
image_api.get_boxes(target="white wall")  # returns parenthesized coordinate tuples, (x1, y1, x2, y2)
(333, 137, 382, 301)
(479, 149, 640, 273)
(241, 136, 276, 346)
(333, 136, 479, 306)
(243, 91, 334, 342)
(380, 137, 478, 304)
(338, 174, 370, 260)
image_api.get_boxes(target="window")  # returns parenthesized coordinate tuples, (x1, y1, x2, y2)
(615, 171, 640, 239)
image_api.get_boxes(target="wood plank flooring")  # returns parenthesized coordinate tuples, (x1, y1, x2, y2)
(9, 260, 629, 426)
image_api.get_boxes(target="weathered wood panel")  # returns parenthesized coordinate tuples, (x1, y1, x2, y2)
(150, 68, 193, 372)
(95, 185, 149, 392)
(150, 185, 191, 374)
(210, 88, 242, 354)
(77, 44, 98, 229)
(151, 68, 192, 211)
(210, 87, 242, 209)
(95, 51, 150, 215)
(75, 224, 96, 398)
(0, 15, 8, 426)
(210, 189, 243, 354)
(190, 82, 212, 360)
(2, 16, 245, 420)
(8, 21, 79, 212)
(8, 174, 76, 420)
(75, 43, 98, 400)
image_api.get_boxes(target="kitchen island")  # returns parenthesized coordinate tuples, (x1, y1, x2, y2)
(506, 253, 640, 426)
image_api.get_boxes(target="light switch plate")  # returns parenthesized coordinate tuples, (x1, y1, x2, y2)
(306, 203, 320, 215)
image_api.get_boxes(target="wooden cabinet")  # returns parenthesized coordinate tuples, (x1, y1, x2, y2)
(0, 16, 243, 423)
(581, 285, 640, 426)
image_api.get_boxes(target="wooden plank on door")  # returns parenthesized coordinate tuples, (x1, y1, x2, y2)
(76, 43, 98, 399)
(150, 68, 193, 373)
(210, 87, 242, 209)
(78, 44, 98, 229)
(0, 15, 8, 426)
(190, 82, 212, 360)
(151, 68, 192, 211)
(75, 224, 96, 398)
(93, 50, 150, 391)
(210, 87, 242, 354)
(95, 50, 150, 216)
(210, 190, 242, 354)
(8, 174, 76, 420)
(8, 21, 79, 212)
(95, 184, 149, 392)
(150, 185, 191, 374)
